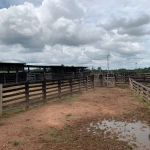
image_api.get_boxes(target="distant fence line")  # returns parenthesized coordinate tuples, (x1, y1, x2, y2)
(1, 71, 150, 85)
(1, 74, 150, 116)
(0, 75, 103, 116)
(129, 78, 150, 104)
(0, 72, 90, 85)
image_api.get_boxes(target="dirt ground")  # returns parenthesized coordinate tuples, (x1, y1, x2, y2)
(0, 84, 150, 150)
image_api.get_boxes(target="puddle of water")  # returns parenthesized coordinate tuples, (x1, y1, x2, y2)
(86, 120, 150, 150)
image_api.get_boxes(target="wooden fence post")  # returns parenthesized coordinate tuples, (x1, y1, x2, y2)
(58, 79, 61, 98)
(69, 78, 72, 95)
(78, 76, 81, 93)
(144, 75, 146, 85)
(42, 79, 46, 102)
(3, 74, 6, 85)
(86, 76, 88, 91)
(16, 73, 18, 84)
(93, 75, 95, 89)
(98, 74, 100, 87)
(25, 81, 29, 108)
(43, 73, 45, 80)
(0, 84, 2, 116)
(100, 75, 103, 87)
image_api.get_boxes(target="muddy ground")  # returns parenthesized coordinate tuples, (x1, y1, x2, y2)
(0, 84, 150, 150)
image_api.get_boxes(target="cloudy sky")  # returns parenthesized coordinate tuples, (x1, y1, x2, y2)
(0, 0, 149, 70)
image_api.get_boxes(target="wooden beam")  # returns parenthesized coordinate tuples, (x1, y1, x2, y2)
(0, 84, 2, 116)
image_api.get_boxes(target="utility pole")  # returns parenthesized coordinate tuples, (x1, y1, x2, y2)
(107, 55, 110, 73)
(135, 62, 137, 70)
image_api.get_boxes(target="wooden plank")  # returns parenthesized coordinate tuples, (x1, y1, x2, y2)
(3, 86, 25, 93)
(3, 91, 25, 98)
(72, 86, 80, 91)
(29, 92, 42, 98)
(29, 84, 42, 88)
(0, 84, 2, 116)
(46, 85, 58, 89)
(61, 84, 70, 87)
(72, 82, 79, 86)
(29, 88, 42, 93)
(3, 82, 25, 88)
(46, 93, 58, 100)
(46, 88, 58, 93)
(3, 96, 25, 104)
(46, 82, 58, 86)
(61, 87, 70, 91)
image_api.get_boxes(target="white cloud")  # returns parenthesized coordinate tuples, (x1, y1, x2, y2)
(0, 0, 150, 69)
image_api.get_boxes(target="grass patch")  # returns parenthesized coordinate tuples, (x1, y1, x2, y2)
(66, 113, 72, 117)
(132, 93, 148, 106)
(12, 141, 19, 146)
(133, 93, 144, 103)
(48, 129, 58, 137)
(2, 107, 25, 118)
(71, 93, 78, 99)
(65, 94, 79, 102)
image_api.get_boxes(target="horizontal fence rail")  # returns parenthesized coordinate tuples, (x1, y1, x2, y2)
(129, 78, 150, 104)
(0, 75, 103, 116)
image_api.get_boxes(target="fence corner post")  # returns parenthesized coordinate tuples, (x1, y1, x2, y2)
(0, 84, 3, 116)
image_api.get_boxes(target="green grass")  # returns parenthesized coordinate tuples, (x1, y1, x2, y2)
(2, 107, 25, 118)
(48, 129, 58, 137)
(50, 137, 57, 142)
(66, 113, 72, 117)
(66, 94, 78, 102)
(132, 93, 148, 106)
(148, 133, 150, 140)
(12, 141, 19, 146)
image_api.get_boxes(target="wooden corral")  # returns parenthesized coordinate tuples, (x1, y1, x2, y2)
(0, 75, 103, 115)
(0, 62, 88, 84)
(129, 78, 150, 104)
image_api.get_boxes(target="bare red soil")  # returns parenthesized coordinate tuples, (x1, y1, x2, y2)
(0, 85, 150, 150)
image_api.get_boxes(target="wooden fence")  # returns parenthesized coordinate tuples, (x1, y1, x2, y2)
(129, 78, 150, 104)
(0, 72, 90, 85)
(0, 75, 102, 116)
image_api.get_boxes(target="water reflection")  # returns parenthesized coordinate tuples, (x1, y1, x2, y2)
(86, 120, 150, 150)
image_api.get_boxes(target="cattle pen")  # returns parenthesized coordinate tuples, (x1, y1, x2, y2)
(1, 72, 150, 116)
(0, 74, 103, 116)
